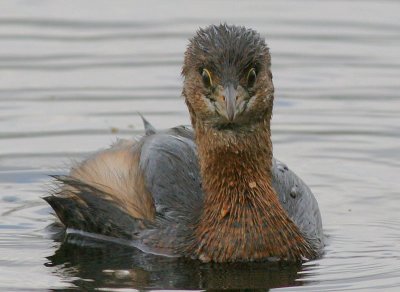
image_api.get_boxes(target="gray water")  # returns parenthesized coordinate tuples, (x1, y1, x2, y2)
(1, 0, 400, 291)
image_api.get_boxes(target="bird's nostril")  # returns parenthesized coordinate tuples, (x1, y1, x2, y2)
(236, 95, 239, 100)
(222, 96, 226, 101)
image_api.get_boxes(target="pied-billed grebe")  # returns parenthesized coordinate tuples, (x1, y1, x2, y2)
(45, 24, 323, 263)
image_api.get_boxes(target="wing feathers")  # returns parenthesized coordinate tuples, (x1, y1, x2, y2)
(68, 139, 155, 221)
(46, 138, 156, 238)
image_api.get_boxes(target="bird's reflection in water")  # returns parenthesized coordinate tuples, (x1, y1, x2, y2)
(45, 226, 310, 290)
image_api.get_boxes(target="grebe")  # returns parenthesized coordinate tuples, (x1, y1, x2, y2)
(45, 24, 323, 263)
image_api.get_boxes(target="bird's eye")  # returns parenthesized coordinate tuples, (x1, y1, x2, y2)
(201, 69, 213, 88)
(247, 68, 257, 88)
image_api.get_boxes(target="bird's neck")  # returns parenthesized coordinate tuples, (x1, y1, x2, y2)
(191, 119, 314, 262)
(196, 120, 274, 198)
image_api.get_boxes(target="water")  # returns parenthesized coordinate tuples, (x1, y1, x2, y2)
(1, 0, 399, 290)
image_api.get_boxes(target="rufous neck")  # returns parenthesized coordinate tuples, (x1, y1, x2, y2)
(190, 119, 314, 262)
(195, 120, 273, 191)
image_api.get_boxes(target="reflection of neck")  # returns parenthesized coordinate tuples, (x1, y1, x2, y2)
(192, 119, 315, 262)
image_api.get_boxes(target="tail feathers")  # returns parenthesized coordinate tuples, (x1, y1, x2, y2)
(139, 113, 156, 135)
(45, 175, 152, 240)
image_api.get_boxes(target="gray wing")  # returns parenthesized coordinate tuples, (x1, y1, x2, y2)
(271, 159, 324, 250)
(139, 126, 203, 223)
(136, 126, 202, 255)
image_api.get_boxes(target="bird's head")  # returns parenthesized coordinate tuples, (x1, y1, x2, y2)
(182, 24, 274, 131)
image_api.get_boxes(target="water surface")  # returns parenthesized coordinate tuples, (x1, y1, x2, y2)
(1, 0, 400, 291)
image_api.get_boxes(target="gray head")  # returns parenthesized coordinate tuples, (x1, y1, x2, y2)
(182, 24, 274, 130)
